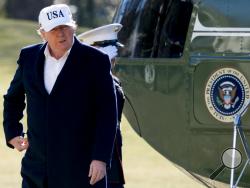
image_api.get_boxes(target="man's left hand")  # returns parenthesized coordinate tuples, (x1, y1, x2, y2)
(88, 160, 106, 185)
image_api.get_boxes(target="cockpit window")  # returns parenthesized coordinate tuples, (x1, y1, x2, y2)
(113, 0, 193, 58)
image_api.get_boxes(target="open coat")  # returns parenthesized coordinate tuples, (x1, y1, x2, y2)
(3, 38, 117, 188)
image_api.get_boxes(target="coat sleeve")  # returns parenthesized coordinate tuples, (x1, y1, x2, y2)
(113, 76, 125, 123)
(92, 53, 118, 167)
(3, 51, 26, 148)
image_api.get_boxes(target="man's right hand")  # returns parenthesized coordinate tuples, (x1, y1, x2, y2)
(8, 136, 29, 152)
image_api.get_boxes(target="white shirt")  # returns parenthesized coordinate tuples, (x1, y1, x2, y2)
(44, 45, 71, 94)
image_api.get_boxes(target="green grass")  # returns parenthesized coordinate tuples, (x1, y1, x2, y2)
(0, 18, 206, 188)
(0, 62, 23, 188)
(0, 18, 40, 64)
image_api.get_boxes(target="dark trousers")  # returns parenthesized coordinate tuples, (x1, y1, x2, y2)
(22, 173, 48, 188)
(22, 173, 108, 188)
(108, 183, 124, 188)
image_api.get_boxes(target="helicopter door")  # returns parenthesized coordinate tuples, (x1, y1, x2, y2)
(113, 0, 194, 161)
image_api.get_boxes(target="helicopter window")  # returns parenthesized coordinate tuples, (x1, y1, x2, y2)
(116, 0, 193, 58)
(155, 0, 193, 58)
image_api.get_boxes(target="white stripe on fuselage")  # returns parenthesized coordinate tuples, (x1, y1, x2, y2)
(191, 15, 250, 41)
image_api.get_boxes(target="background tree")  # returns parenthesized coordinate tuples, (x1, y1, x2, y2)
(59, 0, 120, 27)
(5, 0, 53, 20)
(0, 0, 5, 16)
(70, 0, 96, 27)
(2, 0, 120, 27)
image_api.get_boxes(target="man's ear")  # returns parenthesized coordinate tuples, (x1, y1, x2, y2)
(40, 30, 47, 42)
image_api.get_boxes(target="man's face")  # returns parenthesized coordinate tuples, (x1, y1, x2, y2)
(41, 25, 74, 56)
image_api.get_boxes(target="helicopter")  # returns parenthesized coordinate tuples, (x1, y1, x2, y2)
(111, 0, 250, 187)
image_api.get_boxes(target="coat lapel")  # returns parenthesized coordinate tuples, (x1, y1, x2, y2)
(35, 43, 48, 96)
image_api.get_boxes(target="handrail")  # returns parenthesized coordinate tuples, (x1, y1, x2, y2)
(230, 99, 250, 188)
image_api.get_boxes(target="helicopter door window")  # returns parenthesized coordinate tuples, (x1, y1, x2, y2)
(117, 0, 167, 58)
(116, 0, 193, 59)
(156, 0, 193, 58)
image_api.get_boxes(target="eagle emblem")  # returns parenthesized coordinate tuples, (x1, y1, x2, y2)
(217, 81, 239, 110)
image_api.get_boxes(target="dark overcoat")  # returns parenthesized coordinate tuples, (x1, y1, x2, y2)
(3, 38, 118, 188)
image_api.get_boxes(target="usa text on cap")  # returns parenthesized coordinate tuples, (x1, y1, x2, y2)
(39, 4, 76, 32)
(78, 23, 123, 47)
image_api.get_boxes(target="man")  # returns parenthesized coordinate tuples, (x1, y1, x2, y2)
(3, 4, 117, 188)
(78, 24, 125, 188)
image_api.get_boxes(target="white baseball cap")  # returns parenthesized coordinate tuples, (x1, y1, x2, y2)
(78, 23, 124, 47)
(38, 4, 76, 32)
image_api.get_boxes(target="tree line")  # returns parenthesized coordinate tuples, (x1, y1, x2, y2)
(2, 0, 119, 27)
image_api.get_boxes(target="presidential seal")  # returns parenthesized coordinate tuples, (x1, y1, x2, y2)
(205, 68, 250, 122)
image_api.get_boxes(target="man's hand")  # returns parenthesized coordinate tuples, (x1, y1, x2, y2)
(88, 160, 106, 185)
(8, 136, 29, 152)
(99, 46, 118, 61)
